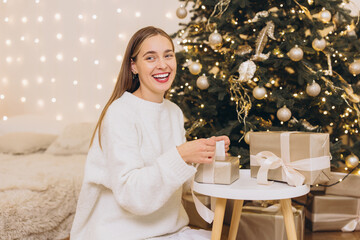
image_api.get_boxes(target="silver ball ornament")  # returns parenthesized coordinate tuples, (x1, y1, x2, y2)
(277, 106, 292, 122)
(176, 6, 187, 19)
(319, 9, 332, 23)
(189, 62, 202, 75)
(209, 31, 223, 45)
(349, 62, 360, 75)
(288, 46, 303, 61)
(306, 82, 321, 97)
(312, 38, 326, 51)
(253, 86, 267, 100)
(196, 75, 209, 90)
(345, 154, 359, 168)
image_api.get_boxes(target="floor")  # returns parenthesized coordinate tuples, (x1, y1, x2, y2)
(219, 224, 360, 240)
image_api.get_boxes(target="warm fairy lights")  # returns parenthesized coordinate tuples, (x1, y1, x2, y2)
(1, 1, 184, 121)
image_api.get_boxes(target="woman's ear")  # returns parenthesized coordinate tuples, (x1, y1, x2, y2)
(131, 59, 137, 74)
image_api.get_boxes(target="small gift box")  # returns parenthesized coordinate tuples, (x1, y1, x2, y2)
(249, 131, 331, 186)
(182, 193, 212, 230)
(224, 201, 305, 240)
(306, 193, 360, 232)
(195, 141, 239, 184)
(325, 172, 360, 198)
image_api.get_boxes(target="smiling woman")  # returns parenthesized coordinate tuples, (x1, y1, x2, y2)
(131, 34, 177, 103)
(70, 26, 230, 240)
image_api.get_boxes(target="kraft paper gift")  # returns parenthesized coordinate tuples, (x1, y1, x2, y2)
(250, 131, 331, 187)
(195, 156, 239, 184)
(182, 193, 212, 230)
(325, 172, 360, 198)
(195, 141, 239, 185)
(306, 193, 360, 232)
(224, 201, 305, 240)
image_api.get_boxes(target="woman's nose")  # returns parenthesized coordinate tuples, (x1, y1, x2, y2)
(157, 58, 167, 69)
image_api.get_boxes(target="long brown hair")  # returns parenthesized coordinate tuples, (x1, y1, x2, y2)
(90, 26, 175, 149)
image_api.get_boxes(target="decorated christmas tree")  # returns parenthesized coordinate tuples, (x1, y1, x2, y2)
(170, 0, 360, 171)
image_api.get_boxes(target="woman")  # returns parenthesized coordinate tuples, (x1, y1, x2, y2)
(71, 26, 230, 240)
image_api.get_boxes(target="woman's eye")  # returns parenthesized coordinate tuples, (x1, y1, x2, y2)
(146, 56, 155, 61)
(165, 54, 174, 58)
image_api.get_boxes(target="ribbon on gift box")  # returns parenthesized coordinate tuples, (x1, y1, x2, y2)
(250, 132, 330, 187)
(339, 198, 360, 232)
(188, 140, 226, 224)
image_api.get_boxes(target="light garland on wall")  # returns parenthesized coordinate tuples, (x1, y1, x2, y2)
(0, 0, 183, 122)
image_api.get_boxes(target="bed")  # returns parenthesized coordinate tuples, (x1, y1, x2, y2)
(0, 115, 94, 240)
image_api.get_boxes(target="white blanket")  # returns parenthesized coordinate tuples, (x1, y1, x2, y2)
(0, 153, 86, 240)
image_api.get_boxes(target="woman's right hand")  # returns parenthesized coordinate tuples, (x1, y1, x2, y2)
(176, 137, 217, 164)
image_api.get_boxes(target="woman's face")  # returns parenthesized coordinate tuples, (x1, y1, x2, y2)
(131, 35, 176, 101)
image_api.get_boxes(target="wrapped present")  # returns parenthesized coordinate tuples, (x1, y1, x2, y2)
(325, 172, 360, 198)
(195, 141, 239, 184)
(182, 193, 212, 229)
(306, 193, 360, 232)
(250, 131, 331, 186)
(224, 201, 305, 240)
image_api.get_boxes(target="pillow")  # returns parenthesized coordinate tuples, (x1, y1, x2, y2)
(0, 114, 68, 136)
(45, 122, 96, 155)
(0, 132, 57, 154)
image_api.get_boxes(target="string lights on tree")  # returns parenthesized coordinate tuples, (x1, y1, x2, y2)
(171, 0, 360, 174)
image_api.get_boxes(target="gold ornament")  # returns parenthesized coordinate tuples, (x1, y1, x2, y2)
(229, 76, 252, 134)
(196, 75, 210, 90)
(206, 0, 231, 31)
(238, 60, 256, 82)
(319, 9, 332, 23)
(209, 30, 223, 45)
(235, 45, 252, 56)
(251, 11, 269, 22)
(209, 66, 220, 75)
(277, 106, 292, 122)
(176, 6, 187, 19)
(306, 81, 321, 97)
(349, 61, 360, 75)
(345, 154, 359, 168)
(253, 86, 267, 100)
(251, 21, 276, 61)
(244, 131, 251, 144)
(312, 38, 326, 51)
(189, 62, 202, 75)
(288, 46, 303, 61)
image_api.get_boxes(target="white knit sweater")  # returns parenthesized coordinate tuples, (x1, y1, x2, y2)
(70, 92, 197, 240)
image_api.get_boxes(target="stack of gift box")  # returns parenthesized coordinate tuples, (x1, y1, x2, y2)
(306, 170, 360, 232)
(182, 131, 359, 238)
(233, 131, 331, 240)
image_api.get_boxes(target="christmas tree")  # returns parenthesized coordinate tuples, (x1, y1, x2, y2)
(170, 0, 360, 171)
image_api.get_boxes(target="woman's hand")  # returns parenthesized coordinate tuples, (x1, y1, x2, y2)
(176, 138, 216, 164)
(212, 135, 230, 154)
(176, 135, 230, 164)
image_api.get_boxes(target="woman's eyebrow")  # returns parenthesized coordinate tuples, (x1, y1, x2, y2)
(142, 49, 173, 57)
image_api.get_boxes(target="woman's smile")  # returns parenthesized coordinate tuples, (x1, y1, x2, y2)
(152, 72, 170, 83)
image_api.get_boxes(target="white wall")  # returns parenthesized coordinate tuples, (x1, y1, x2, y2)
(0, 0, 189, 122)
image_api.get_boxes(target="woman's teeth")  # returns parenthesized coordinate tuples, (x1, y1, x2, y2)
(153, 73, 169, 80)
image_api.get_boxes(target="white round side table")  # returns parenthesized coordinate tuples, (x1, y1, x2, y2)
(193, 169, 310, 240)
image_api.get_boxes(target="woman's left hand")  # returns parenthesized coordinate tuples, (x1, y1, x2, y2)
(210, 135, 230, 153)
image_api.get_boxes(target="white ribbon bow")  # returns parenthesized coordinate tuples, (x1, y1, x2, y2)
(342, 199, 360, 232)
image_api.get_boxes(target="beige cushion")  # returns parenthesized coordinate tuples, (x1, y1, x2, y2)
(45, 122, 96, 155)
(0, 132, 57, 154)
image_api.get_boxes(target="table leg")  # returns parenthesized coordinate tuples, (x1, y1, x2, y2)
(211, 198, 227, 240)
(227, 200, 244, 240)
(280, 199, 297, 240)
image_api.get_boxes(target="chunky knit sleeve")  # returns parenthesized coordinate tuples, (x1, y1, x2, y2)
(101, 103, 196, 216)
